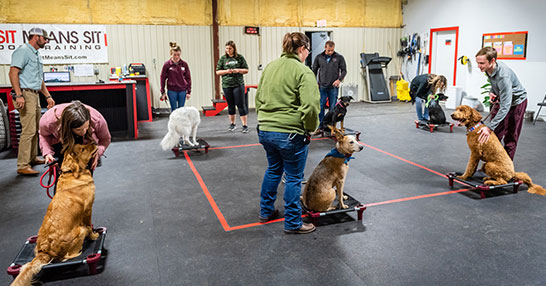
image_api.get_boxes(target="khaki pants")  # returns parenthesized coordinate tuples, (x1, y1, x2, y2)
(14, 90, 41, 169)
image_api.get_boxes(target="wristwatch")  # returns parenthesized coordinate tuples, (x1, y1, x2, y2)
(10, 90, 23, 100)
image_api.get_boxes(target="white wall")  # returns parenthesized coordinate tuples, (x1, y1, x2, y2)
(1, 24, 401, 109)
(402, 0, 546, 116)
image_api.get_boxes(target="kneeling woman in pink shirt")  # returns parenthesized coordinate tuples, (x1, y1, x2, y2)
(39, 100, 111, 172)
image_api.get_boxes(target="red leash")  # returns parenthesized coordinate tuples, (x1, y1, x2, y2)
(40, 163, 58, 199)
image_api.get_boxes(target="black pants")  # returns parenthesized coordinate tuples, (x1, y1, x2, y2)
(223, 85, 248, 116)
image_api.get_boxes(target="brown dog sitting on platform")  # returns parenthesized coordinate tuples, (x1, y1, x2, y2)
(302, 126, 364, 212)
(11, 144, 99, 286)
(450, 105, 546, 195)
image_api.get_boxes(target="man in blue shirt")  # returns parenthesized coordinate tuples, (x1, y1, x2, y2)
(9, 27, 55, 175)
(475, 47, 527, 160)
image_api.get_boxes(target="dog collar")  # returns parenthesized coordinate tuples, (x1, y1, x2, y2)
(325, 148, 354, 164)
(468, 122, 482, 132)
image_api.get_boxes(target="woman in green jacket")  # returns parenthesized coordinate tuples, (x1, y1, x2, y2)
(255, 32, 320, 234)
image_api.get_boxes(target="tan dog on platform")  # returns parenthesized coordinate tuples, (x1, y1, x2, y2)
(11, 144, 99, 286)
(302, 127, 364, 212)
(451, 105, 546, 195)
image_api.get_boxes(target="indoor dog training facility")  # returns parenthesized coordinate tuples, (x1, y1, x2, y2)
(1, 0, 546, 285)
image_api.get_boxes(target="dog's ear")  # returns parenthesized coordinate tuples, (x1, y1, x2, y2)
(329, 125, 344, 141)
(82, 144, 98, 162)
(470, 107, 483, 123)
(349, 96, 354, 101)
(61, 152, 80, 176)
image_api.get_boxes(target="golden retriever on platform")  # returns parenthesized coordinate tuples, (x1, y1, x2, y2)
(11, 144, 99, 286)
(450, 105, 546, 195)
(302, 127, 364, 212)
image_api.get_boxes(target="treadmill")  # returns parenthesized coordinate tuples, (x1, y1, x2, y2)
(360, 53, 392, 103)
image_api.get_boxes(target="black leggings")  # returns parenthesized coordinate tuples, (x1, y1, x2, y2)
(223, 85, 248, 116)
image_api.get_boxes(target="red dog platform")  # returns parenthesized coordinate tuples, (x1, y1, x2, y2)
(415, 120, 454, 133)
(446, 172, 522, 199)
(7, 227, 107, 283)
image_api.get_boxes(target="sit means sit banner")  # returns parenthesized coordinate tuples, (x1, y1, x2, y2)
(0, 24, 108, 64)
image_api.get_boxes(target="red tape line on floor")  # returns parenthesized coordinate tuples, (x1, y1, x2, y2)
(184, 141, 470, 232)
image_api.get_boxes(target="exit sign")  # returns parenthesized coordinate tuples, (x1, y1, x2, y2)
(244, 26, 259, 35)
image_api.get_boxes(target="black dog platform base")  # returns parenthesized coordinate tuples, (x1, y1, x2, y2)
(321, 128, 361, 141)
(7, 227, 107, 282)
(301, 193, 366, 225)
(172, 138, 210, 157)
(446, 172, 522, 199)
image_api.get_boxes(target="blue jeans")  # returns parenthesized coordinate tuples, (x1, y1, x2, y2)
(258, 130, 309, 230)
(415, 97, 429, 121)
(167, 90, 187, 111)
(319, 86, 339, 125)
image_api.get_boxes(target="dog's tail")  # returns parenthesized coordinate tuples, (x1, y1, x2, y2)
(160, 128, 179, 151)
(514, 172, 546, 195)
(10, 252, 51, 286)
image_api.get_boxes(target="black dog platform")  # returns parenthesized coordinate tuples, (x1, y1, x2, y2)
(415, 120, 454, 133)
(301, 193, 366, 225)
(7, 227, 107, 282)
(321, 128, 361, 141)
(446, 172, 522, 199)
(172, 138, 210, 157)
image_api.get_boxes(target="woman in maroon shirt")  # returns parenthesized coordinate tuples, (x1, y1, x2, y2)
(160, 42, 192, 111)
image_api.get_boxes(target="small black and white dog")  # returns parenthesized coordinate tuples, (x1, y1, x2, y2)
(428, 93, 449, 125)
(320, 95, 354, 131)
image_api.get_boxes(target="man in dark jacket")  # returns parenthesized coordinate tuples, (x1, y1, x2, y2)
(312, 41, 347, 133)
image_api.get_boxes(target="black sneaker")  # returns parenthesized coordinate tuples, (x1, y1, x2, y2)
(228, 123, 236, 131)
(242, 125, 249, 133)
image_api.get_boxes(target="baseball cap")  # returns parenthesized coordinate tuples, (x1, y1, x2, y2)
(28, 27, 52, 40)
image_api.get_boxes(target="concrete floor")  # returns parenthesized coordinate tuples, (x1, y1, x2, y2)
(1, 101, 545, 285)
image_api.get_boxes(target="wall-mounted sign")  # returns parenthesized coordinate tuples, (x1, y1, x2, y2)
(244, 26, 259, 35)
(0, 24, 108, 64)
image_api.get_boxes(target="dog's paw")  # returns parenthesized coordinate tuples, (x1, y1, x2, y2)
(456, 175, 468, 180)
(342, 195, 349, 200)
(339, 204, 349, 209)
(89, 231, 99, 240)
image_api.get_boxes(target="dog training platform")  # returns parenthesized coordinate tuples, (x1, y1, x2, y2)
(172, 138, 210, 157)
(301, 193, 366, 225)
(446, 172, 522, 199)
(321, 128, 361, 141)
(7, 227, 107, 282)
(415, 120, 454, 133)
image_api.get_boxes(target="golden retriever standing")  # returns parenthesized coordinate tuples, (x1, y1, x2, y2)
(302, 127, 364, 211)
(11, 144, 99, 286)
(451, 105, 546, 195)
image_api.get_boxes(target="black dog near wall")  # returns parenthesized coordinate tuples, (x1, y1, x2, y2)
(428, 93, 448, 124)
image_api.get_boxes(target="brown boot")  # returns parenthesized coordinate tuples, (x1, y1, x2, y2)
(284, 223, 316, 234)
(17, 166, 39, 176)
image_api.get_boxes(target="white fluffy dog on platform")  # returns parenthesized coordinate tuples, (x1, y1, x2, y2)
(160, 106, 201, 150)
